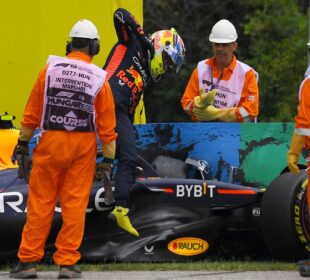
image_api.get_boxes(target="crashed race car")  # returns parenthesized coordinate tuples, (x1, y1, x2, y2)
(0, 115, 309, 262)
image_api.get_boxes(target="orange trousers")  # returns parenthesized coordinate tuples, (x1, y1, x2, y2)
(18, 130, 97, 265)
(308, 161, 310, 208)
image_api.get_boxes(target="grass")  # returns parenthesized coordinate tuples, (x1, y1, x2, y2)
(0, 261, 298, 272)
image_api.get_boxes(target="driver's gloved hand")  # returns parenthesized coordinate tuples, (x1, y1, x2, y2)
(139, 36, 155, 61)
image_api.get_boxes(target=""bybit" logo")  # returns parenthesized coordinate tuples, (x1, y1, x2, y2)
(176, 183, 216, 198)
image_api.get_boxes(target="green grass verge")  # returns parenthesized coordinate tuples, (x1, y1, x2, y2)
(0, 261, 298, 271)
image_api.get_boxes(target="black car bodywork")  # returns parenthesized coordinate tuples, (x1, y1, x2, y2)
(0, 122, 309, 262)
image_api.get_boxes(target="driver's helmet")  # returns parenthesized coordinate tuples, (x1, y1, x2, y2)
(150, 28, 185, 80)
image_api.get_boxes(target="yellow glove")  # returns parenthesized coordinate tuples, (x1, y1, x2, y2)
(192, 105, 237, 122)
(193, 89, 217, 109)
(287, 133, 306, 173)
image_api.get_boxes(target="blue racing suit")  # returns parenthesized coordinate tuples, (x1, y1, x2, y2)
(103, 8, 152, 207)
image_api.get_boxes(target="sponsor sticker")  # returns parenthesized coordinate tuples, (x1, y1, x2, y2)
(252, 207, 261, 217)
(168, 237, 209, 256)
(176, 183, 216, 198)
(144, 245, 154, 255)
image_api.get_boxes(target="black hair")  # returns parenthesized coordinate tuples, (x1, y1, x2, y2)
(71, 38, 90, 49)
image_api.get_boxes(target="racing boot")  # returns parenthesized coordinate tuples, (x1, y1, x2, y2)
(10, 261, 38, 279)
(58, 265, 82, 279)
(110, 206, 139, 237)
(299, 259, 310, 277)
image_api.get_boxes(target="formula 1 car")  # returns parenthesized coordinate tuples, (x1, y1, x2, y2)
(0, 118, 309, 262)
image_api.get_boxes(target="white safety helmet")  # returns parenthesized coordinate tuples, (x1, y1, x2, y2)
(69, 19, 100, 40)
(209, 19, 238, 43)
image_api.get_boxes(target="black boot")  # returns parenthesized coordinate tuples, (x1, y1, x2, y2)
(58, 265, 82, 279)
(10, 262, 38, 279)
(299, 259, 310, 277)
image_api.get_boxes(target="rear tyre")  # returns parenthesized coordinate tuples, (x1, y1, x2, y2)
(261, 171, 310, 260)
(151, 155, 187, 178)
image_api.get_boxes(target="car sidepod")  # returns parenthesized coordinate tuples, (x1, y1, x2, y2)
(79, 178, 263, 261)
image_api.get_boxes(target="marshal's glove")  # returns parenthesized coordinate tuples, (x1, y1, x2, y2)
(13, 139, 31, 182)
(95, 158, 115, 205)
(192, 105, 237, 122)
(95, 160, 112, 181)
(194, 89, 217, 109)
(287, 133, 307, 173)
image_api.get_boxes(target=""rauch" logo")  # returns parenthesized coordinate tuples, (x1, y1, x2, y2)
(167, 237, 209, 256)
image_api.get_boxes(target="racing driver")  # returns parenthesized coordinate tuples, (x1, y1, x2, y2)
(102, 8, 186, 237)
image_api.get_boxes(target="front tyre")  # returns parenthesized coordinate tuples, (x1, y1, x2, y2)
(261, 171, 310, 260)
